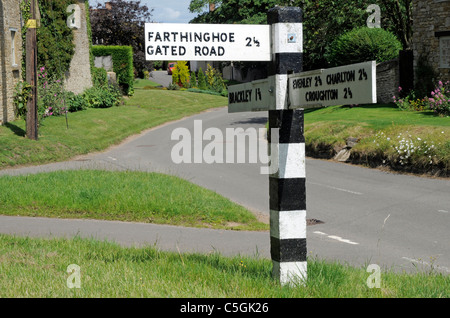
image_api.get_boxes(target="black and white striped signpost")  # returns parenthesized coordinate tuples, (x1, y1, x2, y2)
(146, 6, 376, 286)
(229, 7, 307, 285)
(266, 7, 307, 285)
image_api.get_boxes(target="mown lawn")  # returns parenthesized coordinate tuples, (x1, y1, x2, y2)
(304, 104, 450, 176)
(0, 170, 267, 231)
(0, 88, 227, 169)
(0, 234, 448, 298)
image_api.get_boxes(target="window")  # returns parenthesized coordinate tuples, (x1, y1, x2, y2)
(440, 36, 450, 68)
(10, 28, 18, 67)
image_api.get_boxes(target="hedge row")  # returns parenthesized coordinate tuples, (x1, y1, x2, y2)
(92, 46, 134, 95)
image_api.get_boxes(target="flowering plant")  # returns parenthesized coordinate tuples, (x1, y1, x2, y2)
(371, 130, 442, 168)
(37, 66, 68, 120)
(424, 81, 450, 116)
(392, 87, 427, 111)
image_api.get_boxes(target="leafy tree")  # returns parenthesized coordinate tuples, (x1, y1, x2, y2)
(296, 0, 413, 69)
(189, 0, 281, 24)
(90, 0, 153, 77)
(189, 0, 413, 70)
(378, 0, 413, 49)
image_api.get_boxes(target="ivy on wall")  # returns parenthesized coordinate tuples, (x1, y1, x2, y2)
(20, 0, 80, 79)
(37, 0, 76, 77)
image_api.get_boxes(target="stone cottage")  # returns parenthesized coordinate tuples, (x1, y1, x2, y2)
(0, 0, 22, 125)
(412, 0, 450, 82)
(0, 0, 91, 125)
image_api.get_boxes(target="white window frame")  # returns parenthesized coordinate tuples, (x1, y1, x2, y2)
(10, 28, 18, 68)
(439, 36, 450, 68)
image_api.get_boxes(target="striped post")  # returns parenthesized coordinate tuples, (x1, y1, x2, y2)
(267, 7, 306, 285)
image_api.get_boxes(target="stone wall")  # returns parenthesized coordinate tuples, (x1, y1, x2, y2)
(0, 0, 22, 125)
(412, 0, 450, 83)
(64, 0, 92, 95)
(376, 59, 399, 104)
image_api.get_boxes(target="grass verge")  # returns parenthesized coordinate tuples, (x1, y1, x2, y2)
(0, 89, 227, 169)
(0, 234, 448, 298)
(304, 104, 450, 176)
(0, 170, 267, 231)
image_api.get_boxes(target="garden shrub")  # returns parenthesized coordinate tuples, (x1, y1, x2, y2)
(92, 46, 134, 95)
(425, 80, 450, 116)
(36, 67, 69, 119)
(205, 64, 226, 95)
(197, 68, 208, 90)
(82, 84, 122, 109)
(172, 61, 190, 88)
(66, 92, 88, 112)
(325, 27, 402, 67)
(92, 67, 108, 87)
(190, 71, 197, 88)
(13, 81, 32, 119)
(393, 88, 428, 112)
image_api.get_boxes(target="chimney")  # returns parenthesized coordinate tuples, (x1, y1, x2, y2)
(209, 2, 215, 12)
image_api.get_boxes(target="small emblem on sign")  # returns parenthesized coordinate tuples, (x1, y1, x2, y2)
(288, 33, 297, 43)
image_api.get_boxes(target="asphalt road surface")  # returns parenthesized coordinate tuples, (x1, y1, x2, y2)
(149, 70, 173, 87)
(1, 107, 449, 275)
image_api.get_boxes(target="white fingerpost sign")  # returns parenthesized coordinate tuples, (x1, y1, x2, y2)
(288, 61, 377, 109)
(144, 6, 378, 288)
(145, 23, 271, 61)
(228, 76, 276, 113)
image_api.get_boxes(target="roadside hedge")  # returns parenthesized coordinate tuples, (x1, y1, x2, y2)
(92, 45, 134, 95)
(325, 27, 402, 67)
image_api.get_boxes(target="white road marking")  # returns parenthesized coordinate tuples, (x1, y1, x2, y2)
(438, 210, 448, 214)
(402, 257, 450, 273)
(308, 181, 363, 195)
(313, 231, 359, 245)
(108, 156, 117, 161)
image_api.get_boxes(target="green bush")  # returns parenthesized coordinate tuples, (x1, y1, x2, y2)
(92, 46, 134, 95)
(66, 92, 88, 112)
(205, 64, 226, 95)
(92, 67, 108, 87)
(197, 68, 207, 90)
(13, 81, 32, 118)
(190, 71, 197, 88)
(82, 85, 122, 108)
(172, 61, 190, 88)
(325, 27, 402, 67)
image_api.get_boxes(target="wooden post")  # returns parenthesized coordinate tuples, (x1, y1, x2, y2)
(26, 0, 38, 140)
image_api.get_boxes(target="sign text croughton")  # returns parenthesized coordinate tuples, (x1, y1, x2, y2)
(288, 61, 377, 109)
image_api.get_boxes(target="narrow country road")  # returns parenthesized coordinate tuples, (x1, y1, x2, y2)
(1, 107, 449, 275)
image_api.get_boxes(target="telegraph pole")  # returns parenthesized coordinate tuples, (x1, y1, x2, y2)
(26, 0, 38, 140)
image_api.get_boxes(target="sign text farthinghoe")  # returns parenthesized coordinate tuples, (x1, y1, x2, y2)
(145, 23, 271, 61)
